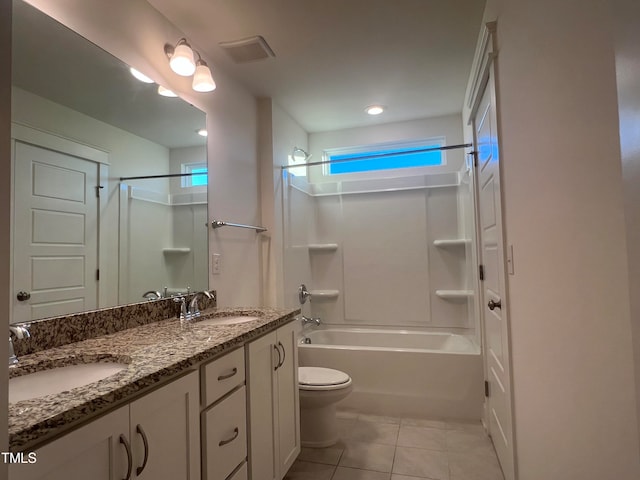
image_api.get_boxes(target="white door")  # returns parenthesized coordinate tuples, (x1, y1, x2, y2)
(473, 69, 515, 479)
(13, 140, 99, 322)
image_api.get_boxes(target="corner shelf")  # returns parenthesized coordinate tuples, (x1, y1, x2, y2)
(308, 243, 339, 252)
(162, 248, 191, 254)
(433, 239, 470, 248)
(435, 290, 473, 301)
(310, 289, 340, 300)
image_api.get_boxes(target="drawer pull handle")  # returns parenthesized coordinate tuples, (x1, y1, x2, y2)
(219, 427, 239, 446)
(278, 341, 286, 368)
(217, 367, 238, 381)
(273, 344, 281, 371)
(119, 434, 132, 480)
(136, 424, 149, 476)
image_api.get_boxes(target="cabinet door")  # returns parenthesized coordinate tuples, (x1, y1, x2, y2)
(129, 371, 200, 480)
(9, 406, 129, 480)
(276, 321, 301, 475)
(246, 331, 279, 480)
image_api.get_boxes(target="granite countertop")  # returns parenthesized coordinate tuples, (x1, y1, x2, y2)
(9, 306, 299, 452)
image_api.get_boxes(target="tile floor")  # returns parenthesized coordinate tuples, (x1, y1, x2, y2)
(284, 411, 504, 480)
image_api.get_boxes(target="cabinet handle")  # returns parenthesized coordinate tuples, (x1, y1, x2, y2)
(278, 341, 286, 368)
(217, 367, 238, 381)
(136, 424, 149, 476)
(273, 344, 281, 371)
(119, 434, 132, 480)
(218, 427, 239, 446)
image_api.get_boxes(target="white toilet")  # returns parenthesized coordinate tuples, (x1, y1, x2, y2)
(299, 366, 353, 447)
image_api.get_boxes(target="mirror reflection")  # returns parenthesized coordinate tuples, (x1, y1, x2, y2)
(11, 0, 208, 322)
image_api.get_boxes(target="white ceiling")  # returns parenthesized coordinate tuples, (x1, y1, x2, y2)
(147, 0, 487, 133)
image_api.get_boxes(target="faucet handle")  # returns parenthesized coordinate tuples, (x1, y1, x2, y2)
(172, 296, 188, 320)
(9, 324, 31, 340)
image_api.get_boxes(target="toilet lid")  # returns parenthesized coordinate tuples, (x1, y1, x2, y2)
(299, 367, 350, 386)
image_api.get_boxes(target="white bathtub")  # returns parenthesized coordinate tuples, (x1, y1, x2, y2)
(298, 327, 484, 420)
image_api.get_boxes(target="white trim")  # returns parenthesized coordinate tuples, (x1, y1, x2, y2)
(466, 22, 497, 126)
(11, 122, 109, 164)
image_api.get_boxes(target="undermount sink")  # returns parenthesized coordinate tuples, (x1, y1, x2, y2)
(9, 360, 129, 403)
(196, 315, 260, 326)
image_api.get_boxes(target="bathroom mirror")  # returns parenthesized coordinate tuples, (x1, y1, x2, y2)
(10, 0, 208, 322)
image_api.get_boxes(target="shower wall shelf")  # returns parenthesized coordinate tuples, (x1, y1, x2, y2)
(309, 290, 340, 300)
(435, 290, 473, 301)
(308, 243, 339, 252)
(433, 239, 470, 248)
(162, 248, 191, 254)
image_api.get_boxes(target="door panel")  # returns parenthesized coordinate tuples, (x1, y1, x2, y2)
(13, 140, 99, 322)
(474, 69, 514, 479)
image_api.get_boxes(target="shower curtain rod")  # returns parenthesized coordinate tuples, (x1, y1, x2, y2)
(280, 143, 473, 170)
(120, 172, 200, 181)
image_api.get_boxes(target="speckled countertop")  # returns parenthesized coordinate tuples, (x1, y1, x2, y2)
(9, 306, 299, 452)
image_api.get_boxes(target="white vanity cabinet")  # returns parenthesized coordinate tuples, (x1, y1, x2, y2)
(10, 371, 200, 480)
(246, 321, 301, 480)
(200, 348, 248, 480)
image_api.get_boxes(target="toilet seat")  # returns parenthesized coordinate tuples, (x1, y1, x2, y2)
(299, 367, 352, 391)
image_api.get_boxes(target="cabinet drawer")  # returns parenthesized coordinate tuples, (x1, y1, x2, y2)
(203, 386, 247, 480)
(202, 347, 245, 406)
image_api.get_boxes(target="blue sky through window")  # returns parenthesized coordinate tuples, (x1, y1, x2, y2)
(328, 144, 443, 174)
(190, 167, 208, 186)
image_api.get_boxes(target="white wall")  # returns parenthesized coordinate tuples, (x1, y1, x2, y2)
(613, 0, 640, 452)
(1, 0, 11, 465)
(259, 99, 311, 308)
(472, 0, 640, 477)
(24, 0, 261, 307)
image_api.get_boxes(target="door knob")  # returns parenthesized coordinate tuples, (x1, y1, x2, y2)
(17, 291, 31, 302)
(488, 299, 501, 310)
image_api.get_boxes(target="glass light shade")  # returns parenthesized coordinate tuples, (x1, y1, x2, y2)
(130, 67, 154, 83)
(157, 85, 178, 97)
(197, 129, 208, 137)
(169, 43, 196, 76)
(192, 62, 216, 92)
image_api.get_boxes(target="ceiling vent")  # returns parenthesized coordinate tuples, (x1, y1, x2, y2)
(219, 35, 275, 63)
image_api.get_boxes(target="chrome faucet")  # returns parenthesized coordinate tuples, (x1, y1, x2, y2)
(9, 324, 30, 366)
(188, 291, 214, 318)
(173, 296, 188, 320)
(301, 315, 321, 327)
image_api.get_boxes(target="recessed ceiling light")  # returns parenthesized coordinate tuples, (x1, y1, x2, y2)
(157, 85, 178, 97)
(365, 105, 385, 116)
(130, 67, 154, 84)
(197, 129, 208, 137)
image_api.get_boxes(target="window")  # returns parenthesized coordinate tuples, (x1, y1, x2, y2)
(325, 139, 445, 176)
(182, 162, 208, 187)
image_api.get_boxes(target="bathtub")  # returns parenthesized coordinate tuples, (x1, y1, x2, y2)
(298, 327, 484, 420)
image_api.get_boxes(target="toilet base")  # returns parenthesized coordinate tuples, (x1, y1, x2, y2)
(300, 403, 339, 448)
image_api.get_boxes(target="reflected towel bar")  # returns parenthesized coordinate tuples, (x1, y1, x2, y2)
(211, 220, 267, 233)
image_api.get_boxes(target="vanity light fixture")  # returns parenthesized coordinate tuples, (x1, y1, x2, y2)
(166, 38, 196, 76)
(165, 38, 217, 93)
(192, 56, 216, 92)
(197, 129, 208, 137)
(157, 85, 178, 97)
(130, 67, 154, 83)
(365, 105, 385, 115)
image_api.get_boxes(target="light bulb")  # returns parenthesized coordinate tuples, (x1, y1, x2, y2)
(169, 42, 196, 76)
(197, 129, 208, 137)
(365, 105, 385, 115)
(192, 61, 216, 92)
